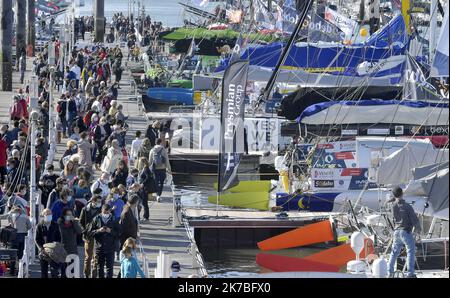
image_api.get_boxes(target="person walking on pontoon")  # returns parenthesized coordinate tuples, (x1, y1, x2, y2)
(387, 186, 421, 278)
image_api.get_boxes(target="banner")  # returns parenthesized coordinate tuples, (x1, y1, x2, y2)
(306, 12, 346, 42)
(218, 60, 249, 192)
(324, 7, 357, 39)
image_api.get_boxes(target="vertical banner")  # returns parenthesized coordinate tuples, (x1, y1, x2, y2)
(218, 60, 249, 192)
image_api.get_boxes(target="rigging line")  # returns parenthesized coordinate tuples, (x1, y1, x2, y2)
(310, 43, 400, 142)
(3, 130, 32, 198)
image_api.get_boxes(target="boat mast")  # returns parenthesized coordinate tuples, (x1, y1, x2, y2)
(430, 0, 438, 65)
(255, 0, 315, 109)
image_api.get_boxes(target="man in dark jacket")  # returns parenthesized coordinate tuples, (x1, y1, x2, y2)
(119, 195, 139, 248)
(46, 178, 65, 209)
(387, 186, 421, 278)
(35, 209, 61, 278)
(39, 165, 59, 208)
(138, 159, 155, 221)
(89, 204, 120, 278)
(79, 195, 102, 278)
(145, 121, 160, 147)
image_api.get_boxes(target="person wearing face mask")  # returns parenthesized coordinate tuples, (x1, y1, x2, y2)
(39, 165, 60, 209)
(0, 207, 31, 275)
(101, 140, 123, 176)
(46, 178, 65, 209)
(6, 158, 19, 185)
(107, 188, 125, 221)
(93, 117, 110, 170)
(6, 186, 28, 214)
(91, 172, 111, 199)
(112, 160, 128, 188)
(35, 209, 61, 278)
(126, 168, 140, 188)
(58, 208, 82, 278)
(89, 204, 120, 278)
(79, 195, 102, 278)
(106, 188, 125, 261)
(51, 189, 75, 223)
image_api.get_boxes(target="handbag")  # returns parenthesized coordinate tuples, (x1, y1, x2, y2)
(0, 226, 17, 245)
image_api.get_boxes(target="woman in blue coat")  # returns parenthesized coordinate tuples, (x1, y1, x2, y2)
(120, 238, 146, 278)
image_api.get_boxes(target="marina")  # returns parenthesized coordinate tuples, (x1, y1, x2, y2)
(0, 0, 448, 282)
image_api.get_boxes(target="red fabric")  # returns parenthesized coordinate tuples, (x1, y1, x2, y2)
(415, 136, 449, 148)
(10, 102, 24, 119)
(19, 99, 29, 119)
(0, 139, 8, 167)
(83, 111, 93, 127)
(122, 149, 129, 165)
(256, 253, 340, 272)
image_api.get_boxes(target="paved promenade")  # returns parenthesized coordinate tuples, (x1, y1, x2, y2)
(0, 38, 203, 278)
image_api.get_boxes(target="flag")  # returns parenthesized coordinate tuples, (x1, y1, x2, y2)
(192, 0, 209, 7)
(186, 38, 196, 58)
(307, 12, 346, 42)
(391, 0, 401, 9)
(324, 7, 357, 39)
(403, 54, 441, 101)
(218, 60, 249, 192)
(230, 34, 243, 63)
(431, 3, 449, 78)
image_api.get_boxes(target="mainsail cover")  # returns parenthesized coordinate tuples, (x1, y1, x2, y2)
(431, 2, 449, 77)
(217, 60, 249, 192)
(216, 15, 407, 78)
(405, 162, 449, 214)
(297, 100, 449, 126)
(377, 145, 449, 185)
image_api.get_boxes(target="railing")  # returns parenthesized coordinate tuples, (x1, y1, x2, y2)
(137, 239, 150, 278)
(181, 211, 208, 277)
(17, 194, 41, 278)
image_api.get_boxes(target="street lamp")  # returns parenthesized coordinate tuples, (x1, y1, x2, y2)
(29, 74, 39, 219)
(47, 43, 57, 168)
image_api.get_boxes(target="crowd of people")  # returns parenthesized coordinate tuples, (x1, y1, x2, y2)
(0, 19, 172, 278)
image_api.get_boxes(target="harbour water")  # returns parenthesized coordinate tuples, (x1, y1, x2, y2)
(78, 0, 218, 27)
(179, 185, 330, 277)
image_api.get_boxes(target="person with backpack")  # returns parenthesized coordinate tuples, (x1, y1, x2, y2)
(0, 206, 31, 275)
(57, 208, 82, 278)
(79, 195, 102, 278)
(149, 138, 171, 202)
(89, 204, 120, 278)
(35, 209, 61, 278)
